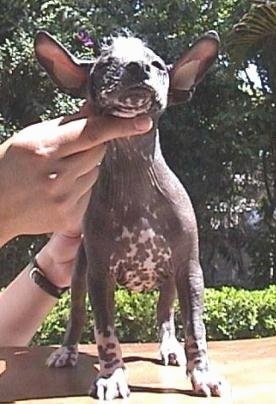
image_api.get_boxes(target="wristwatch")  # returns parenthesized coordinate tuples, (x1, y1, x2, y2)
(29, 258, 69, 299)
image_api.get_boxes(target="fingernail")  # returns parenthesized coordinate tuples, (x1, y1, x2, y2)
(134, 115, 153, 132)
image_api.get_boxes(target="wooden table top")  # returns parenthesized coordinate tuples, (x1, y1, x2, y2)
(0, 337, 275, 403)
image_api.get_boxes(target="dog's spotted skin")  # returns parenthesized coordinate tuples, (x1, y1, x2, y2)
(35, 31, 224, 400)
(110, 221, 173, 292)
(95, 327, 124, 376)
(90, 327, 129, 399)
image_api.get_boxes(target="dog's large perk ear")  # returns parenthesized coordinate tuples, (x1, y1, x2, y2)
(34, 31, 94, 97)
(168, 31, 220, 105)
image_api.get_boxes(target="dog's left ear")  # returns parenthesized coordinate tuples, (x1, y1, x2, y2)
(168, 31, 220, 105)
(35, 31, 94, 97)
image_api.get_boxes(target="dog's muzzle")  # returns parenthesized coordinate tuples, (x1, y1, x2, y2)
(89, 60, 162, 117)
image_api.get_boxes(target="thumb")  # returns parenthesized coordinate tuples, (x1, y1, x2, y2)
(84, 114, 153, 147)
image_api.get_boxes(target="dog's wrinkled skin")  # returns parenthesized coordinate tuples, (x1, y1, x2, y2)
(35, 30, 223, 400)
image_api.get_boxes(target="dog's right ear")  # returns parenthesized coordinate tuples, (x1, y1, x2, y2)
(35, 31, 94, 98)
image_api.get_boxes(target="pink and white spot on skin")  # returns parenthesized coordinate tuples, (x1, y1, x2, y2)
(94, 326, 124, 377)
(110, 221, 173, 292)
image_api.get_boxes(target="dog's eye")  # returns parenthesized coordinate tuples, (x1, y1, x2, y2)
(152, 60, 166, 71)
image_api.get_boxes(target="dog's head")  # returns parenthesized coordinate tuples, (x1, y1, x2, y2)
(34, 31, 219, 118)
(87, 35, 169, 118)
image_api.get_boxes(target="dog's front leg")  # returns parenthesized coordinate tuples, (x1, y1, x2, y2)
(88, 276, 129, 400)
(47, 243, 87, 368)
(176, 258, 223, 397)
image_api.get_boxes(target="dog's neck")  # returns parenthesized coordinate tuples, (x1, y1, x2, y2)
(96, 127, 159, 211)
(104, 122, 158, 167)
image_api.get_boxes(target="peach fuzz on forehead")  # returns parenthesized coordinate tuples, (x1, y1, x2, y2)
(109, 36, 148, 61)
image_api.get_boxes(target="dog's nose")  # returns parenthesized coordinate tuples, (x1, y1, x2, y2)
(125, 62, 150, 82)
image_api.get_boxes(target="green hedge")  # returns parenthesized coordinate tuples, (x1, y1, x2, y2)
(32, 286, 276, 345)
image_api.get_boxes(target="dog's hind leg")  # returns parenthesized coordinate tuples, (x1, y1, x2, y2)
(157, 278, 186, 366)
(47, 242, 87, 368)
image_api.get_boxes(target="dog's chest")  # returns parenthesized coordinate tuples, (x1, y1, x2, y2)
(109, 215, 173, 292)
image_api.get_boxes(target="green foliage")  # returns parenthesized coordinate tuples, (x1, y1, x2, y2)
(33, 289, 159, 345)
(204, 286, 276, 340)
(32, 286, 276, 345)
(115, 290, 158, 342)
(225, 0, 276, 285)
(33, 291, 72, 345)
(227, 1, 276, 63)
(0, 236, 47, 287)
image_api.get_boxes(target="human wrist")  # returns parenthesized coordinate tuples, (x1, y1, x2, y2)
(29, 258, 69, 298)
(35, 233, 81, 288)
(34, 252, 71, 289)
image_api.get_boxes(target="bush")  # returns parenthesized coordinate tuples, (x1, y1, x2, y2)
(32, 286, 276, 345)
(204, 286, 276, 340)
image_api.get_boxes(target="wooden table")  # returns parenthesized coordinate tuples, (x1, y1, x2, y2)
(0, 337, 275, 403)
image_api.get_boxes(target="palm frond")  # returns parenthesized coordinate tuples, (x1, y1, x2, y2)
(227, 1, 276, 59)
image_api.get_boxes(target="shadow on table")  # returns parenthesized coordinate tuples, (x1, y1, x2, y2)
(0, 346, 96, 402)
(0, 347, 195, 402)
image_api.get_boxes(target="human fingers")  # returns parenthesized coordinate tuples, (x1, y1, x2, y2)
(14, 100, 152, 158)
(56, 114, 153, 158)
(40, 166, 98, 235)
(43, 144, 105, 186)
(72, 167, 100, 203)
(60, 144, 106, 179)
(86, 114, 154, 145)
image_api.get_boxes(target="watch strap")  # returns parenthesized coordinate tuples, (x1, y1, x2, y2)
(29, 258, 69, 299)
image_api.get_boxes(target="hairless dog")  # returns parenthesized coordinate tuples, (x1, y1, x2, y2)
(35, 29, 223, 400)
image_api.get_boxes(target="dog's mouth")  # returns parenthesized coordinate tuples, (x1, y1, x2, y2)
(110, 86, 156, 118)
(94, 85, 157, 118)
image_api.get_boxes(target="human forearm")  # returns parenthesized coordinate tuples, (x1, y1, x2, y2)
(0, 233, 81, 346)
(0, 264, 58, 346)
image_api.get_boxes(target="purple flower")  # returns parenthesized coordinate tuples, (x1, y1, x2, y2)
(75, 31, 94, 48)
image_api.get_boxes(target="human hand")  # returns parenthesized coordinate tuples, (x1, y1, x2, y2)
(0, 104, 152, 245)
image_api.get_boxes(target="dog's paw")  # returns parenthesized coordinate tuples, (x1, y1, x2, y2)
(160, 335, 186, 366)
(190, 367, 225, 397)
(89, 368, 130, 401)
(46, 345, 78, 368)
